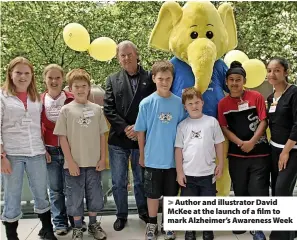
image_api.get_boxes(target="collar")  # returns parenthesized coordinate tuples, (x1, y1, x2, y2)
(125, 65, 141, 77)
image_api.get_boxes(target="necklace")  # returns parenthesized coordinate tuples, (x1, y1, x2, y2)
(273, 83, 289, 103)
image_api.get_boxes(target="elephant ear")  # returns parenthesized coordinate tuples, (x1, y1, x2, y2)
(218, 3, 238, 52)
(148, 2, 183, 51)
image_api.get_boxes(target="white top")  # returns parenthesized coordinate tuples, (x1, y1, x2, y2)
(175, 115, 225, 177)
(44, 92, 66, 122)
(0, 90, 46, 156)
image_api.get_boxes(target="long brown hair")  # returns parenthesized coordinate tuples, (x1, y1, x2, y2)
(3, 57, 40, 101)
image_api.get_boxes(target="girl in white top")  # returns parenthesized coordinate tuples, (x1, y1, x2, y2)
(0, 57, 57, 240)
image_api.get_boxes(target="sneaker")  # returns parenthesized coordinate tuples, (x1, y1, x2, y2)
(56, 228, 68, 236)
(72, 228, 83, 240)
(145, 223, 158, 240)
(185, 231, 196, 240)
(88, 222, 107, 240)
(250, 231, 266, 240)
(164, 230, 176, 239)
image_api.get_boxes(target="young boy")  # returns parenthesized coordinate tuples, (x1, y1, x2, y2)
(134, 60, 185, 240)
(175, 88, 224, 240)
(53, 69, 108, 240)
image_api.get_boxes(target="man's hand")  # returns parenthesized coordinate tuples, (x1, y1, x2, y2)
(68, 161, 80, 176)
(1, 156, 12, 174)
(139, 155, 145, 167)
(215, 164, 224, 179)
(125, 125, 137, 140)
(240, 140, 255, 153)
(45, 151, 51, 163)
(96, 158, 106, 171)
(177, 171, 187, 187)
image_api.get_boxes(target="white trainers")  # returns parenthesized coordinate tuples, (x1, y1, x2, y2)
(164, 230, 176, 239)
(145, 223, 158, 240)
(72, 228, 83, 240)
(88, 222, 107, 240)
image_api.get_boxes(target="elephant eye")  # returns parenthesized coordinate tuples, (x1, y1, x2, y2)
(206, 31, 214, 39)
(190, 31, 198, 39)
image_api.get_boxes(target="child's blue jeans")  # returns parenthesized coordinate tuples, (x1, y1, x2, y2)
(1, 154, 50, 222)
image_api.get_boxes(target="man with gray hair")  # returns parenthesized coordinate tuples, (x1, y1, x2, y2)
(104, 41, 156, 231)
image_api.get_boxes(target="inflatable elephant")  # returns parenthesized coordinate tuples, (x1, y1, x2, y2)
(149, 1, 238, 196)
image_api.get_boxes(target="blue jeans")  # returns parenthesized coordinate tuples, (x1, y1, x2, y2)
(108, 145, 147, 219)
(46, 146, 68, 230)
(64, 168, 104, 217)
(1, 154, 50, 222)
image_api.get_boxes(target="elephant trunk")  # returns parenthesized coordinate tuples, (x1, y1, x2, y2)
(187, 39, 217, 94)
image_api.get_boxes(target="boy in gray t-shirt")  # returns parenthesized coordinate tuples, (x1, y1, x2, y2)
(54, 69, 108, 240)
(175, 88, 224, 240)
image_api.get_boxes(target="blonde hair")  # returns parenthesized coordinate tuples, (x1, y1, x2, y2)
(3, 56, 40, 101)
(43, 64, 64, 81)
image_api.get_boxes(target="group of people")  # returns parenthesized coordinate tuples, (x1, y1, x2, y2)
(0, 40, 296, 240)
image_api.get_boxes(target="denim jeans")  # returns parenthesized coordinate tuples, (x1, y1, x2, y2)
(181, 174, 216, 197)
(108, 145, 147, 219)
(64, 167, 104, 217)
(1, 154, 50, 222)
(46, 146, 68, 230)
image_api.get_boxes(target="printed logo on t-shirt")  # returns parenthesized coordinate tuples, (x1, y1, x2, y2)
(46, 105, 62, 119)
(77, 116, 91, 128)
(158, 112, 172, 123)
(247, 113, 267, 144)
(247, 113, 259, 132)
(191, 130, 202, 139)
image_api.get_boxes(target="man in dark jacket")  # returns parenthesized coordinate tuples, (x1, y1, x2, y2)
(104, 41, 155, 231)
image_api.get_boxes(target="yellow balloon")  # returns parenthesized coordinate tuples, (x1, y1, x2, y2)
(88, 37, 117, 61)
(63, 23, 90, 51)
(243, 59, 267, 89)
(224, 50, 249, 67)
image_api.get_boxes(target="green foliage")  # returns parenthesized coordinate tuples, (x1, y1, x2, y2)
(234, 1, 297, 83)
(1, 1, 296, 92)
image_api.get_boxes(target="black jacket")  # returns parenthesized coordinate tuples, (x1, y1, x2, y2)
(104, 66, 156, 149)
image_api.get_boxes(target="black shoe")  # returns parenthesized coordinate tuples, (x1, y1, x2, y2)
(3, 221, 19, 240)
(203, 231, 214, 240)
(185, 231, 196, 240)
(38, 230, 57, 240)
(38, 211, 57, 240)
(233, 231, 246, 234)
(139, 212, 149, 224)
(113, 218, 127, 231)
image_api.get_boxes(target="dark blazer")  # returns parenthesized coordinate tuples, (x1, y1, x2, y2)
(104, 66, 156, 149)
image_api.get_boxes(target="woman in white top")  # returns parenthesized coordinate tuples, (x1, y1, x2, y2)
(1, 57, 57, 240)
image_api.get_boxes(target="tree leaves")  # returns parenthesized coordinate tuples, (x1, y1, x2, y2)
(1, 1, 296, 92)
